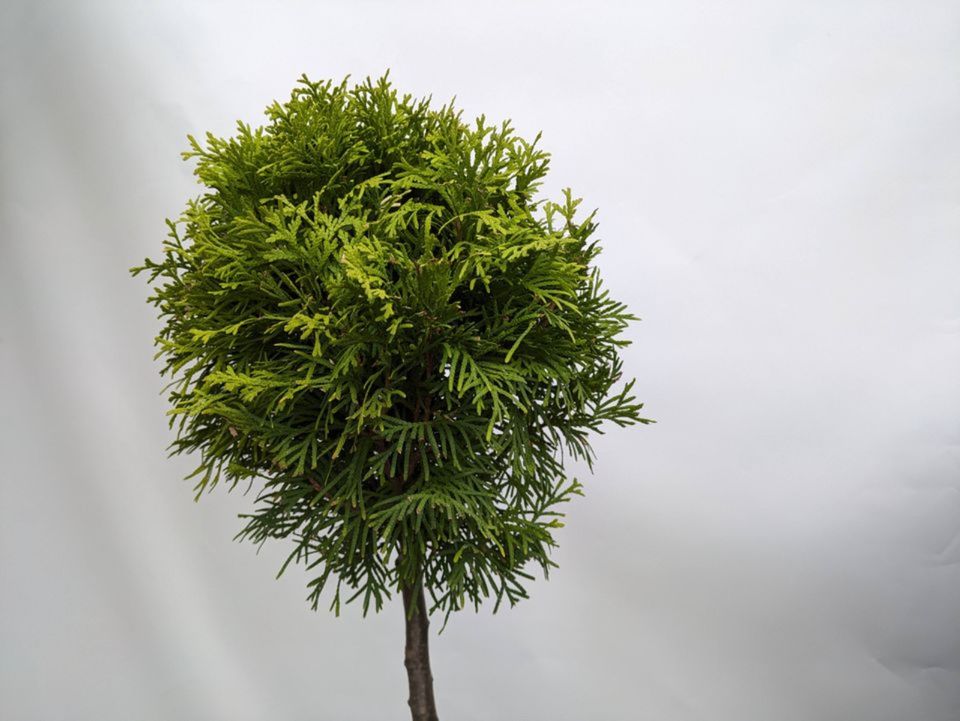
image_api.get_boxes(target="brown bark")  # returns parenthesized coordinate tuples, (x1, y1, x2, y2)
(402, 581, 439, 721)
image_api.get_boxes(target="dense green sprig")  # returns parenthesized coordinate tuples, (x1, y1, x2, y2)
(133, 73, 651, 624)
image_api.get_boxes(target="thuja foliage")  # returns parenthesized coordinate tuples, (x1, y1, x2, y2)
(133, 73, 651, 626)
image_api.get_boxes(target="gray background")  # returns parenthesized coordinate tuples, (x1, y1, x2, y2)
(2, 1, 958, 719)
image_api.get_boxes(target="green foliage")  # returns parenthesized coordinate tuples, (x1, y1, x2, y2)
(132, 72, 652, 626)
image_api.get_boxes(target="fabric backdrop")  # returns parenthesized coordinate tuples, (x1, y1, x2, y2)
(1, 1, 958, 719)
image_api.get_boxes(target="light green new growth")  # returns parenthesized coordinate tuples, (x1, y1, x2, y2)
(133, 73, 651, 628)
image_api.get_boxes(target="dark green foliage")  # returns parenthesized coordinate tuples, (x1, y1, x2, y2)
(133, 73, 651, 626)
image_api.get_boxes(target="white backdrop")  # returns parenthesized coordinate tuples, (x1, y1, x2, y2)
(2, 2, 958, 720)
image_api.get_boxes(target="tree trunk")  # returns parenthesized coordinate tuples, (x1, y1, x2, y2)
(402, 581, 439, 721)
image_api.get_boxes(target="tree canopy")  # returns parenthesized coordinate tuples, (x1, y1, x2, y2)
(132, 72, 651, 627)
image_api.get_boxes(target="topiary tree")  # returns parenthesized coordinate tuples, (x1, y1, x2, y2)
(132, 72, 651, 721)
